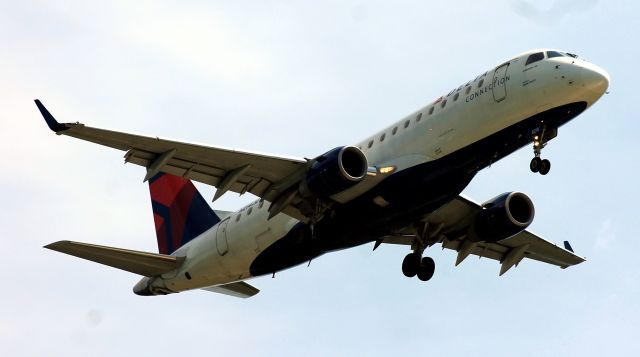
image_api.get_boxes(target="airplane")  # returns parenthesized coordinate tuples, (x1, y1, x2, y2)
(38, 48, 609, 298)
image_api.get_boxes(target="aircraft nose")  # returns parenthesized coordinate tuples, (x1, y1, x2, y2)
(581, 62, 610, 97)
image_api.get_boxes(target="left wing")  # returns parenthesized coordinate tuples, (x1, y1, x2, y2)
(36, 100, 309, 220)
(380, 195, 585, 275)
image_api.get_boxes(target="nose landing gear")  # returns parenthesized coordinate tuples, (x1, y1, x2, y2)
(529, 126, 552, 175)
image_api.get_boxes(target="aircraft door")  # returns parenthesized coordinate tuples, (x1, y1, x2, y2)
(216, 217, 230, 256)
(492, 62, 510, 102)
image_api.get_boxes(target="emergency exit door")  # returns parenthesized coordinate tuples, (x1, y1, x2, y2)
(216, 217, 229, 256)
(492, 63, 509, 102)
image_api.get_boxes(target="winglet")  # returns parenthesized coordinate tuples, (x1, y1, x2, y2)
(563, 241, 574, 253)
(34, 99, 68, 132)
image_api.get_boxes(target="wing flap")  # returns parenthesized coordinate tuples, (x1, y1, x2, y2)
(45, 241, 184, 277)
(201, 281, 260, 298)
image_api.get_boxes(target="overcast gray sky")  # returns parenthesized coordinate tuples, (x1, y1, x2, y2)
(2, 1, 638, 356)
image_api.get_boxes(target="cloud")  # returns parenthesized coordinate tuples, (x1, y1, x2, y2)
(126, 8, 273, 82)
(595, 218, 615, 249)
(510, 0, 598, 25)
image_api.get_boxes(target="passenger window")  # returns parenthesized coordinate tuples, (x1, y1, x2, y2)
(477, 79, 484, 88)
(404, 120, 410, 128)
(416, 113, 422, 122)
(465, 86, 471, 94)
(441, 99, 447, 108)
(259, 201, 264, 209)
(392, 126, 398, 135)
(368, 140, 374, 148)
(236, 214, 241, 222)
(525, 52, 544, 65)
(380, 133, 386, 142)
(547, 51, 564, 58)
(428, 107, 434, 115)
(453, 93, 459, 101)
(247, 207, 252, 215)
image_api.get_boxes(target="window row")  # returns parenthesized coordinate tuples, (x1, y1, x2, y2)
(235, 200, 265, 222)
(362, 68, 493, 151)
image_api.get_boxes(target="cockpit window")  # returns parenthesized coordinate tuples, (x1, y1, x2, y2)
(525, 52, 545, 65)
(547, 51, 565, 58)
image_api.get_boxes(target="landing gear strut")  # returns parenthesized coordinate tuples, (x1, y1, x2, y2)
(530, 126, 551, 175)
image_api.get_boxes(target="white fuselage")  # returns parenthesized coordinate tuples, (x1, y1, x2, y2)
(143, 49, 609, 294)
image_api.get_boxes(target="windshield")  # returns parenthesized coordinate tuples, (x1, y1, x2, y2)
(525, 52, 545, 65)
(546, 51, 565, 58)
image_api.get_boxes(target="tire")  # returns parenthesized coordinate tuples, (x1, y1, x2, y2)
(417, 257, 435, 281)
(530, 157, 542, 173)
(402, 253, 420, 278)
(539, 159, 551, 175)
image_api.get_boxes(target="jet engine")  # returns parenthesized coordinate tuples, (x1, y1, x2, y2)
(473, 192, 535, 242)
(133, 277, 175, 296)
(299, 146, 368, 198)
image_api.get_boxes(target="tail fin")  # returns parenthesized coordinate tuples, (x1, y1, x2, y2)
(148, 173, 220, 254)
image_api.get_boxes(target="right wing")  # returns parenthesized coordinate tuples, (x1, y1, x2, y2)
(36, 100, 310, 220)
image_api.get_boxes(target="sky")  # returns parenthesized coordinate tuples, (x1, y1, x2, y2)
(1, 0, 638, 356)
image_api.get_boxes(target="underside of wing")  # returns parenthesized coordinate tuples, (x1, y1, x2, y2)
(380, 195, 585, 275)
(35, 100, 309, 220)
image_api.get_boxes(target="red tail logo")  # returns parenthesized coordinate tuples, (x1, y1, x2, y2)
(148, 173, 220, 254)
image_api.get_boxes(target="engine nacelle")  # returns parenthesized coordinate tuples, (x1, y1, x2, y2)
(299, 146, 368, 198)
(473, 192, 535, 242)
(133, 277, 175, 296)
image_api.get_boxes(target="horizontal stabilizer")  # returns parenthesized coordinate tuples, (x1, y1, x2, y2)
(45, 241, 184, 277)
(201, 281, 260, 298)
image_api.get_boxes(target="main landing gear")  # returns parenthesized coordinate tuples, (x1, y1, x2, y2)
(402, 253, 435, 281)
(529, 126, 551, 175)
(400, 222, 437, 282)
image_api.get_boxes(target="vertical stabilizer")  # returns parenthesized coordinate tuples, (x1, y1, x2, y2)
(148, 173, 220, 254)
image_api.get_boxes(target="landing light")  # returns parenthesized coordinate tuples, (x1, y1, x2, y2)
(378, 166, 397, 174)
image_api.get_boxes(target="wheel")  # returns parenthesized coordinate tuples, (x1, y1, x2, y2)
(402, 253, 421, 278)
(530, 157, 542, 173)
(417, 257, 435, 281)
(539, 159, 551, 175)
